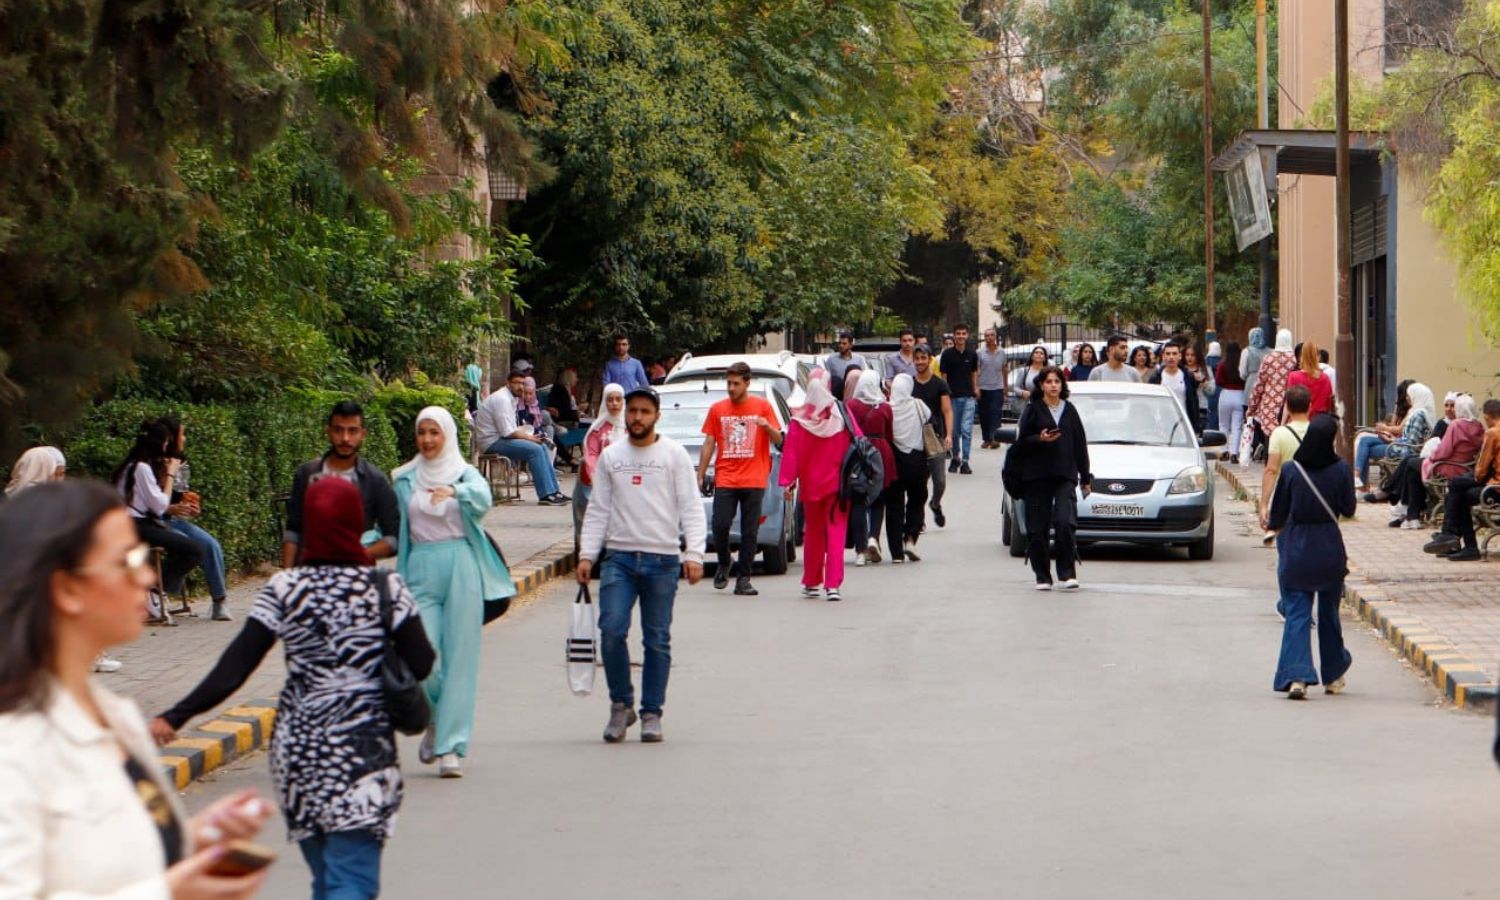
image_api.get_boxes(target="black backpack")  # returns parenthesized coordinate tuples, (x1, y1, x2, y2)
(837, 402, 885, 508)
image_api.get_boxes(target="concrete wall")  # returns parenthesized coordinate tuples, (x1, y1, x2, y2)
(1394, 172, 1500, 397)
(1276, 0, 1385, 352)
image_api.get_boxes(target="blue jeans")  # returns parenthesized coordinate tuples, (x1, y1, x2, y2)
(167, 517, 227, 599)
(951, 396, 976, 462)
(485, 438, 560, 499)
(298, 830, 382, 900)
(1353, 434, 1390, 485)
(598, 551, 679, 715)
(1274, 582, 1351, 691)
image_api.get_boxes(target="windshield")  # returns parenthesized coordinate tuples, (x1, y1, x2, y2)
(1070, 393, 1196, 448)
(655, 393, 721, 446)
(664, 371, 794, 398)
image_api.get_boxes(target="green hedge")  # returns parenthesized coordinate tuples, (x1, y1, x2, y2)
(52, 383, 454, 575)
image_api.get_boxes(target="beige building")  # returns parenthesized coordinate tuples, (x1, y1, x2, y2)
(1222, 0, 1500, 423)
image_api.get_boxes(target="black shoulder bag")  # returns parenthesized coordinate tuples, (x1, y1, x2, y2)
(374, 571, 432, 735)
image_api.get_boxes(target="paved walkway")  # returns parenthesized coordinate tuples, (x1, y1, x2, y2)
(1221, 458, 1500, 693)
(107, 473, 579, 721)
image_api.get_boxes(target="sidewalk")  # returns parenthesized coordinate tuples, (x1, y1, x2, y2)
(1217, 459, 1500, 709)
(110, 473, 580, 785)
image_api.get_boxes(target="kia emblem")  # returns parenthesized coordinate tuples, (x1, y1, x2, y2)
(1109, 482, 1126, 493)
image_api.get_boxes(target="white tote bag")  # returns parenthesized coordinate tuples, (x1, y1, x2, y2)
(567, 584, 597, 696)
(1239, 419, 1257, 468)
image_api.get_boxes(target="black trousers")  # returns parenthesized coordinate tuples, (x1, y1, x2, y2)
(135, 516, 204, 594)
(1391, 456, 1426, 520)
(979, 389, 1005, 443)
(1442, 475, 1485, 548)
(885, 451, 929, 558)
(1023, 478, 1078, 584)
(712, 487, 764, 577)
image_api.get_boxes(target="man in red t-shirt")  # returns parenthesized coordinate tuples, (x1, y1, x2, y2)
(699, 362, 783, 595)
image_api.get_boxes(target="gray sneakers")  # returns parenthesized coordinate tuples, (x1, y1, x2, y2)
(603, 702, 637, 743)
(211, 600, 232, 621)
(640, 712, 663, 743)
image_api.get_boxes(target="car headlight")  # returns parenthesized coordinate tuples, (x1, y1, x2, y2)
(1167, 466, 1208, 495)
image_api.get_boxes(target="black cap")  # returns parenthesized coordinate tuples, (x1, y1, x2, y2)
(624, 387, 660, 410)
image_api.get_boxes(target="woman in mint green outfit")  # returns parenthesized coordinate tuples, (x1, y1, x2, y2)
(394, 406, 514, 778)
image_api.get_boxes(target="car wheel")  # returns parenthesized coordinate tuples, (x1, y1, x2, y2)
(1007, 504, 1027, 558)
(786, 519, 797, 564)
(793, 502, 805, 547)
(1188, 516, 1215, 561)
(1001, 505, 1012, 546)
(762, 530, 790, 575)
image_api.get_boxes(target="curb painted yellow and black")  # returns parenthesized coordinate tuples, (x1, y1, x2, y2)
(1215, 460, 1499, 711)
(157, 541, 580, 789)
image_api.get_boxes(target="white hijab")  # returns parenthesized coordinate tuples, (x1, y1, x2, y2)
(852, 369, 885, 407)
(5, 446, 63, 496)
(587, 384, 627, 444)
(889, 374, 930, 454)
(1404, 382, 1437, 427)
(1274, 328, 1294, 352)
(1454, 394, 1480, 424)
(394, 406, 470, 509)
(794, 378, 845, 439)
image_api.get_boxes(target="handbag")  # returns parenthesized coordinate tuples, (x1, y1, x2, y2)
(566, 583, 597, 696)
(482, 532, 512, 624)
(374, 571, 432, 735)
(921, 422, 945, 458)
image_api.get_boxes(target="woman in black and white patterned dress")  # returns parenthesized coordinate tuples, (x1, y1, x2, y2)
(152, 477, 434, 899)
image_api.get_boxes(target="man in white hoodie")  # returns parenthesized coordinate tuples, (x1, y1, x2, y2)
(578, 387, 707, 744)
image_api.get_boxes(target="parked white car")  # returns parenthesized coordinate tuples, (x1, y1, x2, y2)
(666, 350, 812, 406)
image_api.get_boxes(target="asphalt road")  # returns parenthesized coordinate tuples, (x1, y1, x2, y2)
(189, 455, 1500, 899)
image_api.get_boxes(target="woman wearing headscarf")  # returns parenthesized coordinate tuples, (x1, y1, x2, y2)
(464, 363, 484, 415)
(1361, 382, 1437, 506)
(154, 477, 433, 897)
(778, 379, 854, 601)
(1247, 328, 1297, 438)
(847, 370, 898, 566)
(1240, 327, 1269, 407)
(2, 482, 274, 900)
(1352, 380, 1413, 490)
(840, 363, 864, 405)
(1382, 395, 1486, 527)
(575, 383, 626, 549)
(885, 374, 932, 564)
(1268, 415, 1355, 699)
(1205, 341, 1223, 430)
(394, 407, 515, 778)
(4, 445, 65, 497)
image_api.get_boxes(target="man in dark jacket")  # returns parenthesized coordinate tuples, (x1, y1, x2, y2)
(1149, 343, 1202, 434)
(280, 401, 401, 567)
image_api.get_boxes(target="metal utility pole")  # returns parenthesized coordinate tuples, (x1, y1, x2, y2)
(1202, 0, 1217, 338)
(1334, 0, 1357, 458)
(1255, 0, 1274, 337)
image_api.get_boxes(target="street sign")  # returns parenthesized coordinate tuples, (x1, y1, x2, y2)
(1225, 151, 1273, 252)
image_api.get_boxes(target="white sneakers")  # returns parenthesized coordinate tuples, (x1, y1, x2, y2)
(93, 654, 123, 674)
(903, 540, 921, 562)
(1401, 519, 1424, 530)
(1288, 681, 1307, 699)
(1037, 579, 1080, 592)
(865, 540, 882, 565)
(438, 754, 462, 778)
(1034, 582, 1052, 591)
(800, 585, 821, 599)
(1325, 676, 1347, 694)
(854, 552, 867, 567)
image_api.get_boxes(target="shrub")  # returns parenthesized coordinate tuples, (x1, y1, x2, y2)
(372, 375, 469, 462)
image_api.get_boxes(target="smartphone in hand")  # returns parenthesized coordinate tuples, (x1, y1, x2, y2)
(207, 840, 277, 878)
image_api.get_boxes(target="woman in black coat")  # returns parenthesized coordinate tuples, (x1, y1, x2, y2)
(1010, 366, 1092, 590)
(1268, 414, 1355, 699)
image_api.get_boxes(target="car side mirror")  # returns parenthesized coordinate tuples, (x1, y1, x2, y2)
(1200, 430, 1228, 448)
(997, 427, 1018, 444)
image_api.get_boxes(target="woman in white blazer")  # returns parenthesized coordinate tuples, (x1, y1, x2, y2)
(0, 480, 273, 899)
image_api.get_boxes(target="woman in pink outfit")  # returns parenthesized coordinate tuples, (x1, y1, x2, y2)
(779, 376, 852, 601)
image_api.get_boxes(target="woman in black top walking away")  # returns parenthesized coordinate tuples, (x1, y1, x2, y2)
(1268, 415, 1355, 699)
(1012, 366, 1092, 591)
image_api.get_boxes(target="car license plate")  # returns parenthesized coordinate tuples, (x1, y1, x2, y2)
(1091, 503, 1146, 518)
